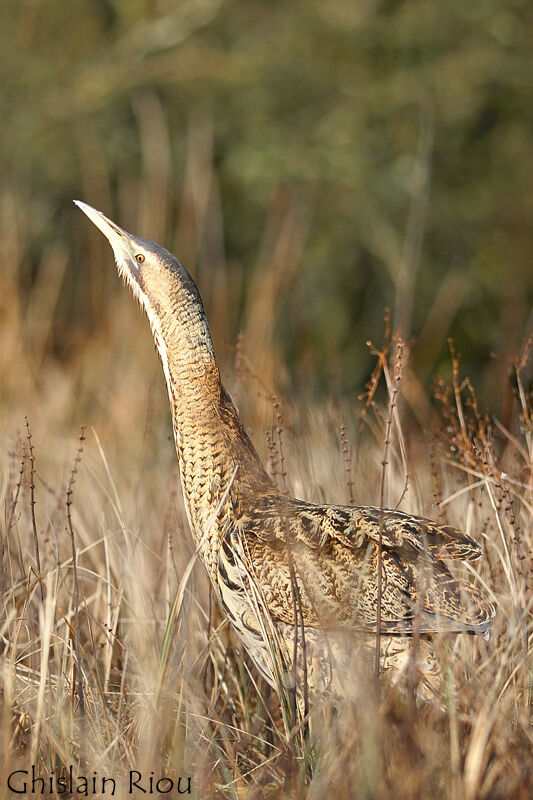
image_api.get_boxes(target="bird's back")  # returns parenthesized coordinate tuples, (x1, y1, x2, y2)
(216, 489, 494, 697)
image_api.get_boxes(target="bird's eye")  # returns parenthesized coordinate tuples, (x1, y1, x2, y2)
(135, 254, 145, 263)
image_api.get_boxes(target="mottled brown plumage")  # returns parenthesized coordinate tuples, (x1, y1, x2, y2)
(76, 201, 494, 703)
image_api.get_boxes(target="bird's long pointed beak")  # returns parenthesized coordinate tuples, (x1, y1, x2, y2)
(74, 200, 132, 254)
(75, 199, 147, 301)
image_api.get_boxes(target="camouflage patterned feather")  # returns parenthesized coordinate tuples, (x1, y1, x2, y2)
(77, 201, 495, 702)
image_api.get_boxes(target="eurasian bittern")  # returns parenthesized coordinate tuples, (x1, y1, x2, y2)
(75, 201, 494, 705)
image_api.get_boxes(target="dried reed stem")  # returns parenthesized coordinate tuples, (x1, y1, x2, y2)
(273, 396, 288, 495)
(24, 417, 43, 602)
(66, 426, 87, 714)
(339, 421, 354, 505)
(375, 338, 405, 677)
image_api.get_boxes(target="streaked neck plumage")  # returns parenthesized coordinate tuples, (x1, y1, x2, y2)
(149, 265, 272, 574)
(73, 201, 272, 577)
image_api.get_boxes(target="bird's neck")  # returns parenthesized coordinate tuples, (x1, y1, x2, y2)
(156, 304, 272, 575)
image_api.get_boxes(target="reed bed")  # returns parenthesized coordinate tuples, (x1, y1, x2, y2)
(1, 245, 531, 797)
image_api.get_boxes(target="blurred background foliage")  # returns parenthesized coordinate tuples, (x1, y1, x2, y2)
(2, 0, 532, 426)
(2, 5, 533, 793)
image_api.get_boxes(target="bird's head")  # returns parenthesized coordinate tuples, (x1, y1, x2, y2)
(74, 201, 208, 348)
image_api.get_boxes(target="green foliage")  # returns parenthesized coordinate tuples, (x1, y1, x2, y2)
(2, 0, 532, 400)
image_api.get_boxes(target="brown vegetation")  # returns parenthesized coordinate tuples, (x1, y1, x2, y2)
(2, 3, 532, 795)
(1, 256, 531, 795)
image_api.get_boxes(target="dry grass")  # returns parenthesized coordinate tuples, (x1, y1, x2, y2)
(1, 199, 532, 799)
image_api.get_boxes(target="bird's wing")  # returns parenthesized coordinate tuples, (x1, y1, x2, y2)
(246, 494, 483, 562)
(234, 494, 494, 636)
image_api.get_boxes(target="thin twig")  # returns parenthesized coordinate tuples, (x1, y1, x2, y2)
(359, 309, 391, 435)
(282, 503, 309, 735)
(273, 396, 288, 495)
(375, 338, 405, 678)
(6, 440, 25, 534)
(339, 421, 354, 505)
(24, 418, 43, 602)
(66, 426, 87, 715)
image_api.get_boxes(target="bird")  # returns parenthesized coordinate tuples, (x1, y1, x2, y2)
(75, 200, 494, 708)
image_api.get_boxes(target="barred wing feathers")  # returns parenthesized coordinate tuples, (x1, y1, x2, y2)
(234, 495, 495, 638)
